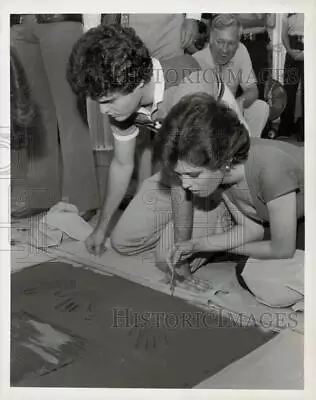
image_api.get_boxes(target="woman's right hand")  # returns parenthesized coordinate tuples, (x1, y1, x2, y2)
(85, 227, 108, 256)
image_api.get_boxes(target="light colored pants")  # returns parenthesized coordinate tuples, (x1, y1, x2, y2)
(244, 99, 270, 138)
(11, 21, 99, 212)
(83, 15, 114, 151)
(242, 250, 304, 308)
(111, 171, 232, 258)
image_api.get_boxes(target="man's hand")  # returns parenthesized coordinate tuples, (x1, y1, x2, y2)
(85, 227, 108, 256)
(181, 18, 199, 49)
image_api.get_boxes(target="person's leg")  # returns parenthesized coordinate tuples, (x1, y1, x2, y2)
(242, 37, 269, 101)
(298, 60, 304, 141)
(279, 53, 300, 137)
(111, 171, 173, 255)
(10, 23, 61, 211)
(243, 99, 270, 138)
(37, 21, 99, 213)
(240, 250, 304, 307)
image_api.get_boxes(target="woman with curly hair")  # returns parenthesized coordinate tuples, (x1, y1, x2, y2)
(111, 92, 304, 305)
(152, 93, 304, 305)
(155, 93, 303, 262)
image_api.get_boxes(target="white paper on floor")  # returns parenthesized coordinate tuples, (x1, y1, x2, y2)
(30, 202, 93, 248)
(48, 240, 304, 332)
(11, 244, 57, 273)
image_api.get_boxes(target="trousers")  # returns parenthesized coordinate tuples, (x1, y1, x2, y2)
(11, 20, 99, 212)
(111, 171, 232, 257)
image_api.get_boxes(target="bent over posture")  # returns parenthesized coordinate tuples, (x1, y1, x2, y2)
(112, 93, 304, 299)
(67, 24, 246, 260)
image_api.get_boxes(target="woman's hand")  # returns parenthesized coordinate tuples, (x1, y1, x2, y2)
(167, 241, 196, 270)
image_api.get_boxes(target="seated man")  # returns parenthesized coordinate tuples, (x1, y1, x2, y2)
(67, 24, 246, 257)
(148, 93, 302, 302)
(193, 14, 270, 138)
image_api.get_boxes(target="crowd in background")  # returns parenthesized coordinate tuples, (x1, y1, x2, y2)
(10, 13, 304, 219)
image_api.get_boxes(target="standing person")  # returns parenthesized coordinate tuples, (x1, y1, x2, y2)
(67, 24, 246, 262)
(10, 47, 41, 216)
(193, 14, 270, 138)
(278, 13, 304, 140)
(10, 14, 99, 218)
(237, 13, 276, 100)
(102, 14, 201, 60)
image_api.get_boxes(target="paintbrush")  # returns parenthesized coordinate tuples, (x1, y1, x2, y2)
(167, 258, 176, 296)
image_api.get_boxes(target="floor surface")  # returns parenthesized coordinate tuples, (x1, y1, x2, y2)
(11, 261, 275, 388)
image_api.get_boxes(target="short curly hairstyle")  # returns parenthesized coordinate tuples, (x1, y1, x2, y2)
(67, 24, 153, 100)
(154, 92, 250, 171)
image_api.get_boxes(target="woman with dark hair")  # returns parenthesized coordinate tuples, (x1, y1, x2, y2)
(156, 93, 303, 263)
(155, 93, 304, 305)
(111, 92, 304, 305)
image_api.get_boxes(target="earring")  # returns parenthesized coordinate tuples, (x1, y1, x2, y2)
(224, 165, 231, 172)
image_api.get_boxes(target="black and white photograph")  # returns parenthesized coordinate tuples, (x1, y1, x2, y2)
(1, 1, 315, 398)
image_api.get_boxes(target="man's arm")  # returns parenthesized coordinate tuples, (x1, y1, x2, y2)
(236, 83, 259, 109)
(95, 135, 136, 236)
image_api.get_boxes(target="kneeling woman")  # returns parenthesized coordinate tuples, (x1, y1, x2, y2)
(155, 93, 304, 305)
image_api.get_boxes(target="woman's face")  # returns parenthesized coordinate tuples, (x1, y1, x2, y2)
(173, 160, 225, 197)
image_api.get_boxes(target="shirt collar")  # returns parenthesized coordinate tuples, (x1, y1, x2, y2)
(151, 57, 165, 114)
(137, 58, 164, 117)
